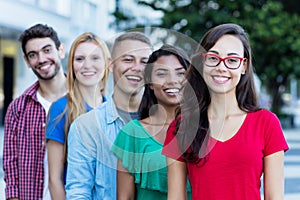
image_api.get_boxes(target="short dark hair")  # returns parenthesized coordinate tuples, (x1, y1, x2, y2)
(111, 31, 152, 58)
(19, 23, 61, 55)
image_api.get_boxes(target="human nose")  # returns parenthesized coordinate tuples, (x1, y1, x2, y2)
(37, 52, 48, 63)
(82, 58, 92, 69)
(130, 61, 145, 72)
(215, 59, 228, 71)
(167, 72, 181, 84)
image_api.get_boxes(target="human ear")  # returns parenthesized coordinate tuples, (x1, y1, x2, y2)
(241, 58, 248, 75)
(108, 60, 114, 73)
(58, 44, 66, 59)
(149, 83, 154, 90)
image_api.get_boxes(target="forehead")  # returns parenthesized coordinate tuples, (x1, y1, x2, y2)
(154, 55, 183, 70)
(113, 40, 152, 59)
(25, 37, 56, 52)
(75, 41, 101, 54)
(209, 35, 244, 55)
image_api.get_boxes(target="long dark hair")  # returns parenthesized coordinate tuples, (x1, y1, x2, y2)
(138, 44, 191, 119)
(175, 23, 260, 163)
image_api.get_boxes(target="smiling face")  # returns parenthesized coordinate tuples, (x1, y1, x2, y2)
(150, 55, 186, 107)
(203, 34, 247, 97)
(25, 37, 64, 80)
(73, 41, 106, 88)
(110, 39, 152, 96)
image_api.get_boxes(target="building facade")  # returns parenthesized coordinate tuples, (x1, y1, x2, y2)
(0, 0, 115, 123)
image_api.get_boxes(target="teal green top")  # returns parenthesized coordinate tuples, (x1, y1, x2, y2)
(111, 119, 191, 200)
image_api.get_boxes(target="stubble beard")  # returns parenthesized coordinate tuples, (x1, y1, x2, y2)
(33, 62, 61, 81)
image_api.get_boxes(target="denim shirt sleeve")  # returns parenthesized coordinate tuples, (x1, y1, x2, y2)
(65, 117, 96, 200)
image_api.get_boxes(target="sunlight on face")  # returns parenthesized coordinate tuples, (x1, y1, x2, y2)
(203, 35, 247, 96)
(150, 55, 186, 106)
(73, 41, 106, 88)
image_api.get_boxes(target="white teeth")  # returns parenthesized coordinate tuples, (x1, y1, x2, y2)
(213, 76, 229, 82)
(165, 88, 179, 93)
(127, 75, 141, 81)
(82, 72, 95, 76)
(40, 65, 50, 70)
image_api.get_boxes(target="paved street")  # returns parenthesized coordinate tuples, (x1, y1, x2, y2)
(282, 128, 300, 200)
(0, 126, 299, 199)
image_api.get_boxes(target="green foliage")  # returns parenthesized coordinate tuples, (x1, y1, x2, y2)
(112, 0, 300, 114)
(244, 1, 300, 114)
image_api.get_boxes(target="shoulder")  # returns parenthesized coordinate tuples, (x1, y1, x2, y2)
(51, 95, 68, 108)
(68, 111, 99, 142)
(122, 119, 139, 129)
(74, 109, 99, 124)
(11, 81, 40, 106)
(54, 95, 68, 104)
(7, 89, 38, 112)
(248, 109, 279, 123)
(71, 105, 107, 131)
(246, 109, 284, 140)
(22, 81, 39, 97)
(68, 106, 110, 147)
(250, 110, 289, 155)
(119, 120, 142, 135)
(251, 109, 275, 116)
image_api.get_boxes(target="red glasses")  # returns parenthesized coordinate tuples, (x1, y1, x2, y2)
(202, 53, 245, 70)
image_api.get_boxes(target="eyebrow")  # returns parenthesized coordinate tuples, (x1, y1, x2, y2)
(27, 44, 52, 56)
(208, 50, 241, 56)
(175, 67, 185, 71)
(122, 54, 134, 58)
(121, 54, 149, 61)
(155, 66, 185, 71)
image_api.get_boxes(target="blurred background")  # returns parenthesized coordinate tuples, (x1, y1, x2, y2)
(0, 0, 299, 199)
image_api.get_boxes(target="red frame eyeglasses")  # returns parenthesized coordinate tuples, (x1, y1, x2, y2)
(202, 53, 245, 69)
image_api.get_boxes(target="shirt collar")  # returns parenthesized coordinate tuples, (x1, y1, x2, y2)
(106, 94, 123, 124)
(23, 81, 39, 101)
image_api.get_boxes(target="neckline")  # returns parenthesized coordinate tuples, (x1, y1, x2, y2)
(209, 112, 249, 143)
(135, 120, 164, 146)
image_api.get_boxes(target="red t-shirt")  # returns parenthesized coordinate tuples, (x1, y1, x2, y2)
(162, 109, 289, 200)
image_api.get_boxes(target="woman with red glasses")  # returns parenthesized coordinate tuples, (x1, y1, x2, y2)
(162, 23, 288, 200)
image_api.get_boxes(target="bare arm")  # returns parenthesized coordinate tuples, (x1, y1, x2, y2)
(117, 160, 135, 200)
(264, 151, 285, 200)
(167, 157, 187, 200)
(48, 140, 66, 200)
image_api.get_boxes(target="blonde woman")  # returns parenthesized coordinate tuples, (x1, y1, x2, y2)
(45, 32, 111, 200)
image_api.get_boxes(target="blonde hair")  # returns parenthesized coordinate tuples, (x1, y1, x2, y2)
(64, 32, 111, 159)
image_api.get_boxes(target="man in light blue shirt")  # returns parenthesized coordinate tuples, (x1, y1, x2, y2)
(65, 32, 152, 199)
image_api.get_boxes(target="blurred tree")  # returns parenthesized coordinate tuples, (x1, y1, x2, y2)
(279, 0, 300, 14)
(112, 0, 300, 115)
(247, 2, 300, 115)
(111, 0, 135, 31)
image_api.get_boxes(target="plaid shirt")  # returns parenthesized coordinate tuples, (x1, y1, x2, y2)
(3, 81, 47, 199)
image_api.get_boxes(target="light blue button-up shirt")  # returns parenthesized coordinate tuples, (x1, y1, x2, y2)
(66, 95, 126, 200)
